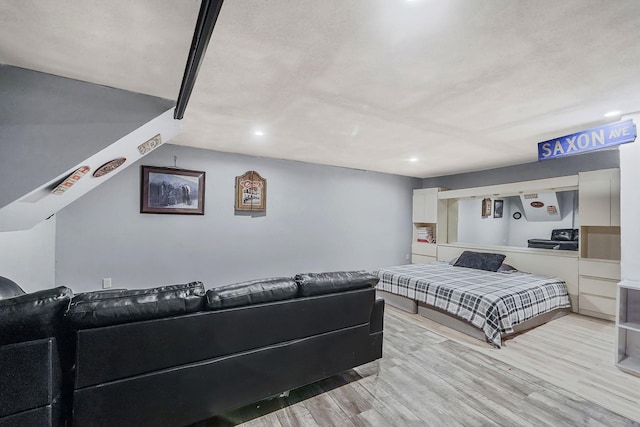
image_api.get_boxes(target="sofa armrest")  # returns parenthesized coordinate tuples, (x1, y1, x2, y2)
(370, 298, 385, 334)
(0, 338, 61, 419)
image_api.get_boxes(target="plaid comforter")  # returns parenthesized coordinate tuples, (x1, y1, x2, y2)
(374, 262, 571, 347)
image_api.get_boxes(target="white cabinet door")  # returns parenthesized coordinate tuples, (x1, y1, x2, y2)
(579, 170, 615, 226)
(610, 169, 621, 226)
(412, 193, 426, 222)
(413, 188, 438, 223)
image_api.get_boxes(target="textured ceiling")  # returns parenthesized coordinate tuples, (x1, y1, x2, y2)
(2, 0, 640, 178)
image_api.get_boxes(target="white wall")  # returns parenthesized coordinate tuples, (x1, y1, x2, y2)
(457, 198, 511, 246)
(457, 191, 578, 248)
(507, 191, 578, 247)
(0, 217, 56, 292)
(0, 65, 174, 210)
(620, 113, 640, 281)
(55, 144, 419, 292)
(423, 150, 618, 189)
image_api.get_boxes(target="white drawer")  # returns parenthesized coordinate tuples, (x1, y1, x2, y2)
(412, 254, 436, 264)
(579, 276, 617, 299)
(411, 242, 437, 257)
(579, 259, 620, 280)
(579, 293, 616, 317)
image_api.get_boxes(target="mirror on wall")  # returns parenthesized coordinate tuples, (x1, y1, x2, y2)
(455, 190, 579, 249)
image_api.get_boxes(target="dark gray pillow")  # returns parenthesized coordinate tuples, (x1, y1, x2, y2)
(453, 251, 506, 272)
(66, 282, 205, 329)
(205, 277, 298, 310)
(295, 271, 379, 297)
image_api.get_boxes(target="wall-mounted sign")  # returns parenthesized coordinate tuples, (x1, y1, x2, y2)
(235, 171, 267, 212)
(481, 198, 491, 217)
(538, 119, 636, 161)
(138, 134, 162, 155)
(51, 166, 90, 195)
(94, 158, 126, 178)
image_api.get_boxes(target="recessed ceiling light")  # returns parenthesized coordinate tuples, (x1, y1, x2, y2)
(254, 130, 264, 136)
(604, 110, 621, 118)
(409, 157, 419, 162)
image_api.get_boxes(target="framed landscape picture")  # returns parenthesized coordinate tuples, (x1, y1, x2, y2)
(140, 166, 205, 215)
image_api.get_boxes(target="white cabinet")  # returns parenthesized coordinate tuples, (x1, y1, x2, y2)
(616, 280, 640, 377)
(412, 188, 438, 223)
(579, 169, 620, 226)
(579, 259, 620, 320)
(578, 169, 621, 318)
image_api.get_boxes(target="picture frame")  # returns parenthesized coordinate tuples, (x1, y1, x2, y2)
(235, 170, 266, 211)
(140, 166, 205, 215)
(481, 198, 492, 217)
(493, 199, 504, 218)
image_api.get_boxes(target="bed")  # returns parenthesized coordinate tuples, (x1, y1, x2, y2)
(374, 261, 571, 347)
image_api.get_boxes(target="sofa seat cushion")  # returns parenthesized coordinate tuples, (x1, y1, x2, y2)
(66, 282, 205, 329)
(205, 277, 298, 310)
(0, 286, 72, 346)
(295, 271, 379, 297)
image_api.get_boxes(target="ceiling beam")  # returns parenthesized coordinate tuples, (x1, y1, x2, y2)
(174, 0, 224, 120)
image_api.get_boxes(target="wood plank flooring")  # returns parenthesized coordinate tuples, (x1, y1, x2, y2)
(197, 307, 640, 426)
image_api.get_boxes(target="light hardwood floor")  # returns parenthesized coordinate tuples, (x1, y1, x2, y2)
(200, 307, 640, 426)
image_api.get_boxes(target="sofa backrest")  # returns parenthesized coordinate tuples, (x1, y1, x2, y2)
(72, 287, 376, 389)
(295, 271, 379, 297)
(205, 277, 298, 310)
(66, 282, 205, 329)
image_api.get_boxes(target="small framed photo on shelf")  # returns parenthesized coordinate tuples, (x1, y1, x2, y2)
(493, 199, 504, 218)
(140, 166, 205, 215)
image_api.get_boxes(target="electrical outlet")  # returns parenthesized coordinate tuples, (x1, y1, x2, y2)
(102, 278, 112, 289)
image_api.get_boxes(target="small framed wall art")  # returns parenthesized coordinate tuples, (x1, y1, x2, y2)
(140, 166, 205, 215)
(481, 198, 492, 217)
(235, 170, 266, 211)
(493, 199, 504, 218)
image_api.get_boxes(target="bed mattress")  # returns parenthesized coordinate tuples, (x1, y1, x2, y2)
(374, 262, 571, 347)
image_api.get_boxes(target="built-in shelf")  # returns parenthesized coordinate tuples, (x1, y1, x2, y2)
(411, 188, 442, 264)
(619, 322, 640, 333)
(617, 356, 640, 375)
(616, 280, 640, 377)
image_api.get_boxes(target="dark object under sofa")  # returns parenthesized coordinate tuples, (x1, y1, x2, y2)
(527, 228, 579, 251)
(0, 278, 73, 427)
(65, 272, 384, 427)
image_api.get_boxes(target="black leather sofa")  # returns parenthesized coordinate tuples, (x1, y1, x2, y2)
(527, 228, 579, 251)
(0, 278, 72, 427)
(0, 272, 384, 427)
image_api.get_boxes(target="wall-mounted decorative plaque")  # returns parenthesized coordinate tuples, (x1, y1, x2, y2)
(93, 158, 126, 178)
(235, 171, 266, 212)
(51, 166, 90, 195)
